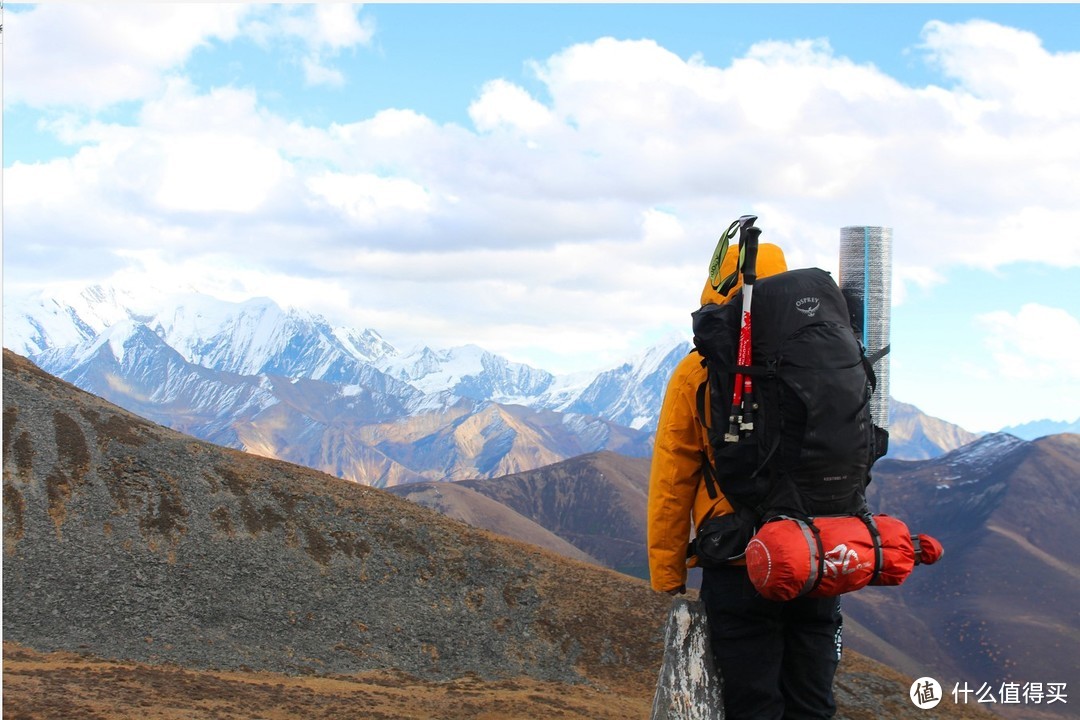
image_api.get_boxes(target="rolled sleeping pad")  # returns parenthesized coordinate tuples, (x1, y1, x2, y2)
(839, 226, 892, 430)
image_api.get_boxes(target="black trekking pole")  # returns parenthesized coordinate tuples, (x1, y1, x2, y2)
(725, 216, 761, 443)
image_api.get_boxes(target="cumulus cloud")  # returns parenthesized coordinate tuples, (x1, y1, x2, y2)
(3, 4, 374, 108)
(964, 304, 1080, 426)
(306, 173, 433, 226)
(978, 304, 1080, 382)
(921, 20, 1080, 121)
(307, 4, 376, 51)
(153, 134, 288, 214)
(4, 13, 1078, 371)
(469, 80, 556, 134)
(3, 4, 251, 109)
(279, 4, 375, 87)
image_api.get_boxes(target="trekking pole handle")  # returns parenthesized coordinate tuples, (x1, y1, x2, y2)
(742, 226, 761, 286)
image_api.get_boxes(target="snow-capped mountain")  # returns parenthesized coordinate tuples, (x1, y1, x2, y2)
(6, 285, 400, 382)
(5, 285, 682, 428)
(150, 295, 398, 383)
(34, 319, 279, 446)
(3, 285, 672, 485)
(4, 285, 149, 357)
(379, 344, 556, 403)
(553, 339, 692, 430)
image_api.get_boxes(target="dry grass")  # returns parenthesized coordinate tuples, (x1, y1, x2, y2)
(2, 642, 654, 720)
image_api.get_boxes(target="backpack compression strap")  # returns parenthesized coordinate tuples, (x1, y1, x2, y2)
(866, 344, 891, 366)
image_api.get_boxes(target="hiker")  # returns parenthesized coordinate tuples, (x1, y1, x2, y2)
(647, 240, 844, 720)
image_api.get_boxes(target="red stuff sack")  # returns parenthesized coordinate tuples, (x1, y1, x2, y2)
(744, 514, 943, 602)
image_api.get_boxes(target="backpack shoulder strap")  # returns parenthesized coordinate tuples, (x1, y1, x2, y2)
(695, 378, 720, 501)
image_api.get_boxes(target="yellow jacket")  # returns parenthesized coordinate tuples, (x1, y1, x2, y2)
(647, 243, 788, 592)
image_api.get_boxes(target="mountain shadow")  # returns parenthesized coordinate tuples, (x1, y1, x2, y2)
(392, 451, 651, 579)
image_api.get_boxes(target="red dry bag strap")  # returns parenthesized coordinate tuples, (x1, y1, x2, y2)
(859, 514, 885, 583)
(801, 518, 827, 597)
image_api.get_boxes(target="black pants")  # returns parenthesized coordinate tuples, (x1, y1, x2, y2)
(700, 565, 842, 720)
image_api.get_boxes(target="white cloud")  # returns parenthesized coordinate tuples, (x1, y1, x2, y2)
(978, 304, 1080, 382)
(306, 173, 433, 226)
(4, 14, 1079, 388)
(921, 20, 1080, 121)
(3, 4, 375, 108)
(469, 80, 555, 134)
(153, 134, 287, 214)
(310, 4, 375, 51)
(272, 3, 374, 53)
(302, 57, 347, 88)
(945, 303, 1080, 428)
(274, 4, 374, 88)
(891, 265, 947, 307)
(4, 4, 251, 109)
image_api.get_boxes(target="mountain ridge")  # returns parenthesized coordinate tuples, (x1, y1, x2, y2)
(999, 417, 1080, 440)
(5, 285, 982, 487)
(887, 399, 982, 461)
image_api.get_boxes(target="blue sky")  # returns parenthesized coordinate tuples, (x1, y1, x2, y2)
(3, 4, 1078, 432)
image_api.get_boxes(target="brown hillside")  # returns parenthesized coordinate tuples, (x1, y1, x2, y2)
(395, 431, 1079, 719)
(1, 641, 652, 720)
(456, 451, 652, 577)
(2, 348, 668, 694)
(385, 480, 598, 564)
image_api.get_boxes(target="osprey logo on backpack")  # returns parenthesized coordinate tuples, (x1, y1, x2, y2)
(795, 296, 821, 317)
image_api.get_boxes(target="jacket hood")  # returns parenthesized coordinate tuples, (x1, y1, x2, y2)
(700, 242, 788, 306)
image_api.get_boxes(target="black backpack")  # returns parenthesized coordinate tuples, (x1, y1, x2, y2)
(690, 268, 889, 563)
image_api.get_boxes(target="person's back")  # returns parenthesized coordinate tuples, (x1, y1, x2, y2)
(647, 232, 844, 720)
